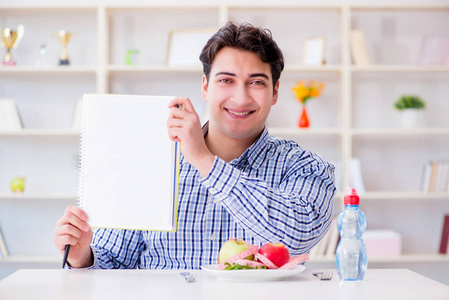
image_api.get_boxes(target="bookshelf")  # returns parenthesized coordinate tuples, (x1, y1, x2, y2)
(0, 3, 448, 271)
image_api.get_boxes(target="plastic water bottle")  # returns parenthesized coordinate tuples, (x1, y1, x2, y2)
(336, 187, 367, 281)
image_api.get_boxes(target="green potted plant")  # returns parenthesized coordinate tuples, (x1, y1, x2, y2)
(394, 95, 426, 128)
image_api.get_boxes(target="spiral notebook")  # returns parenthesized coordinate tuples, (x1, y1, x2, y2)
(78, 94, 181, 231)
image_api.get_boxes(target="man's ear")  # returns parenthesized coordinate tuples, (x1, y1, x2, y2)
(272, 80, 280, 105)
(202, 75, 208, 102)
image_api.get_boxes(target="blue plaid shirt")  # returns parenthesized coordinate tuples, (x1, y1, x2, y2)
(89, 126, 335, 269)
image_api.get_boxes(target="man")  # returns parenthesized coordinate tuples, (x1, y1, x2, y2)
(54, 22, 335, 269)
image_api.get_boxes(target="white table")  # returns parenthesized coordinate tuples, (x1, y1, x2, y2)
(1, 268, 448, 300)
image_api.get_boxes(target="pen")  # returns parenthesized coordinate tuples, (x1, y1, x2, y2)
(62, 244, 70, 268)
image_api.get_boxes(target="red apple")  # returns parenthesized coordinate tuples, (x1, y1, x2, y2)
(258, 243, 290, 268)
(218, 239, 255, 264)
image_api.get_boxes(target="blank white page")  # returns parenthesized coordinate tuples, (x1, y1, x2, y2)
(79, 94, 180, 231)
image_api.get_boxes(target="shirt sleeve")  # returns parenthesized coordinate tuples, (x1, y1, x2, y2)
(199, 152, 335, 255)
(86, 228, 145, 269)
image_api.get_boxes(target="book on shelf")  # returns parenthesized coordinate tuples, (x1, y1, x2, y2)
(350, 30, 371, 66)
(416, 36, 449, 65)
(0, 225, 9, 259)
(0, 99, 23, 132)
(439, 215, 449, 255)
(350, 158, 366, 194)
(429, 160, 438, 192)
(437, 161, 449, 193)
(79, 94, 181, 231)
(364, 230, 402, 256)
(421, 161, 432, 193)
(421, 159, 449, 193)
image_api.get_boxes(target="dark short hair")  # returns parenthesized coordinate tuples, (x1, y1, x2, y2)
(199, 22, 284, 88)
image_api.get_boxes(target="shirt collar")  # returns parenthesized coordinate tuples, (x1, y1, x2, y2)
(238, 126, 271, 170)
(202, 122, 271, 170)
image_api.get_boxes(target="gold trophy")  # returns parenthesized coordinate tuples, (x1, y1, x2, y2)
(1, 25, 24, 66)
(57, 30, 71, 65)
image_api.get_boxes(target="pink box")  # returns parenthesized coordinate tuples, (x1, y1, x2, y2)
(364, 230, 402, 256)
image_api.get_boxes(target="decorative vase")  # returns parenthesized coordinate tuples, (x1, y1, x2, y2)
(399, 109, 420, 128)
(298, 106, 310, 128)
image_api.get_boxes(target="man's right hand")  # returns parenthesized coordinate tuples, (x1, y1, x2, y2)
(167, 97, 215, 177)
(54, 205, 94, 268)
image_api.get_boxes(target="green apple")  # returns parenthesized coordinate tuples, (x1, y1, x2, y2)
(218, 239, 255, 263)
(10, 177, 25, 193)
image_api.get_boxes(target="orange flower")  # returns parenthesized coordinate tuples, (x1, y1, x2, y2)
(291, 80, 325, 105)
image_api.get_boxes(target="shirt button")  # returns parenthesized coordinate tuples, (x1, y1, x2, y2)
(209, 234, 215, 241)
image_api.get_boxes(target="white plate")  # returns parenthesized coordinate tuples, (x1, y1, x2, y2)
(201, 264, 306, 281)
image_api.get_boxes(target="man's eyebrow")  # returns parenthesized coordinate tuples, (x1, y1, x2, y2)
(249, 73, 270, 80)
(215, 71, 236, 77)
(214, 71, 270, 80)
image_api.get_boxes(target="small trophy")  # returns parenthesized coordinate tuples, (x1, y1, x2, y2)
(57, 30, 71, 65)
(1, 25, 24, 66)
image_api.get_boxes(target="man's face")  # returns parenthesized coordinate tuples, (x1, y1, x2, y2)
(202, 47, 279, 143)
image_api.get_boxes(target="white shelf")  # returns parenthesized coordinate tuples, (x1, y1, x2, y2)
(368, 254, 449, 263)
(0, 130, 80, 137)
(351, 65, 449, 73)
(0, 255, 61, 263)
(0, 6, 97, 13)
(0, 194, 77, 200)
(268, 127, 341, 136)
(0, 66, 97, 74)
(107, 64, 344, 74)
(3, 128, 449, 138)
(310, 254, 449, 263)
(361, 191, 449, 200)
(284, 64, 342, 73)
(107, 65, 202, 73)
(106, 4, 220, 11)
(351, 128, 449, 137)
(350, 4, 449, 10)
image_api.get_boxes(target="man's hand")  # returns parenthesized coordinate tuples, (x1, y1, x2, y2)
(167, 97, 215, 177)
(54, 206, 94, 268)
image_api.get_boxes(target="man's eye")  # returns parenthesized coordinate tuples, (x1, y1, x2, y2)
(219, 79, 232, 83)
(251, 81, 266, 86)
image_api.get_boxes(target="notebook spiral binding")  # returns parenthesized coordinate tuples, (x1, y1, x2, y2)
(77, 95, 87, 208)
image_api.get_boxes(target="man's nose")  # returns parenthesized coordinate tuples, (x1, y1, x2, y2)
(230, 84, 252, 105)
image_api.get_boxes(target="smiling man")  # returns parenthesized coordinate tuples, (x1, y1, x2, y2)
(54, 22, 335, 269)
(168, 46, 279, 177)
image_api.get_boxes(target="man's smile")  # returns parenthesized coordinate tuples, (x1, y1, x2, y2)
(225, 108, 255, 116)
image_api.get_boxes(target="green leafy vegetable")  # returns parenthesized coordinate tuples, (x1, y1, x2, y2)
(223, 262, 267, 270)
